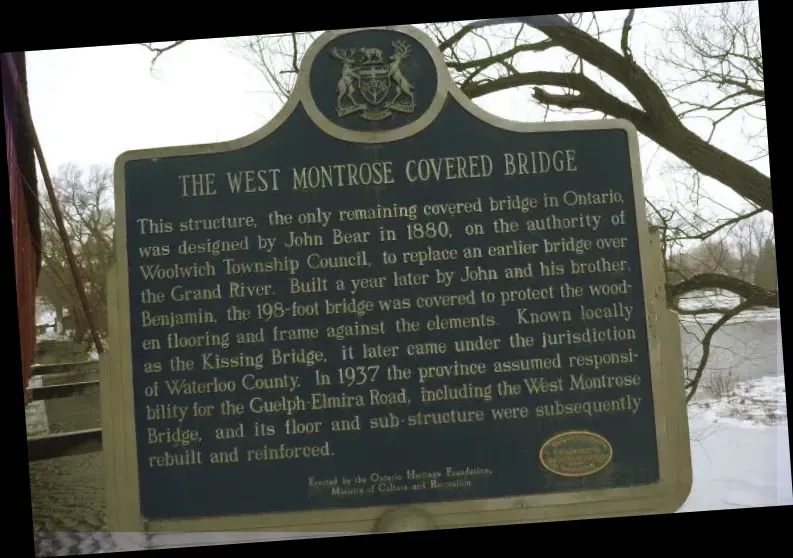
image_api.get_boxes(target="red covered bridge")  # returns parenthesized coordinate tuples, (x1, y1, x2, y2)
(3, 52, 42, 401)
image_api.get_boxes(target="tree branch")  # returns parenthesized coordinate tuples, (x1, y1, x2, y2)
(668, 272, 777, 307)
(439, 21, 491, 52)
(447, 39, 555, 71)
(462, 70, 649, 128)
(463, 14, 771, 212)
(620, 9, 636, 60)
(685, 298, 755, 402)
(140, 41, 186, 71)
(674, 208, 764, 241)
(670, 305, 737, 316)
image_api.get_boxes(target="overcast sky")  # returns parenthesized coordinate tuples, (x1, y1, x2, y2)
(24, 6, 767, 227)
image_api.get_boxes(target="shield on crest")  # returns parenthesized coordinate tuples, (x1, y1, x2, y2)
(357, 65, 391, 106)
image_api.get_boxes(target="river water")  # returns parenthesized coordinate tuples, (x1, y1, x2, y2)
(680, 313, 783, 400)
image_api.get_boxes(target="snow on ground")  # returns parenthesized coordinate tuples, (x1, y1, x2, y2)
(681, 406, 791, 511)
(35, 328, 100, 361)
(680, 419, 791, 511)
(36, 297, 57, 326)
(38, 311, 57, 325)
(36, 330, 71, 342)
(679, 366, 790, 511)
(688, 375, 787, 428)
(26, 399, 50, 437)
(35, 330, 102, 361)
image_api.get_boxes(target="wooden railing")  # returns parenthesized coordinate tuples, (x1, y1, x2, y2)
(26, 360, 103, 461)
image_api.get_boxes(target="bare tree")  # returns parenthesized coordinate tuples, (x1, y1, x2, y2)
(229, 33, 321, 105)
(734, 214, 774, 278)
(37, 164, 115, 344)
(662, 207, 774, 400)
(141, 5, 773, 401)
(655, 2, 765, 161)
(681, 238, 738, 277)
(753, 237, 776, 291)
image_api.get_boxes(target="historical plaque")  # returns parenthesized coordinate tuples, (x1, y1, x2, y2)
(111, 25, 690, 528)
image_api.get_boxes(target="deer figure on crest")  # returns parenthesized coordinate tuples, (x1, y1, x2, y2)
(330, 47, 360, 108)
(388, 40, 414, 106)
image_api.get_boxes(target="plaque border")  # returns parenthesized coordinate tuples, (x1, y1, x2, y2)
(105, 24, 692, 536)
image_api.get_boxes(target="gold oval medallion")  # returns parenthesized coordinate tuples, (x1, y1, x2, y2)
(539, 430, 614, 477)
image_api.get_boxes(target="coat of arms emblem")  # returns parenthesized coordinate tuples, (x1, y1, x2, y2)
(330, 39, 417, 121)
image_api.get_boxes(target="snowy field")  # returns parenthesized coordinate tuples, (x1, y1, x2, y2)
(681, 375, 790, 512)
(675, 291, 790, 511)
(27, 293, 791, 553)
